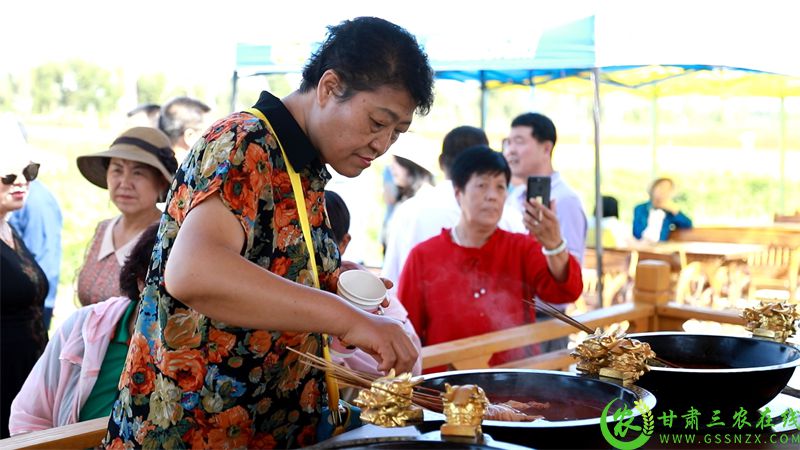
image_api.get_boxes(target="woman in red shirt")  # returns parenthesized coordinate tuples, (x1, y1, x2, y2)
(398, 145, 583, 372)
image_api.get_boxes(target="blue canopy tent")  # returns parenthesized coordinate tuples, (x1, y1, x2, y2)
(230, 9, 800, 288)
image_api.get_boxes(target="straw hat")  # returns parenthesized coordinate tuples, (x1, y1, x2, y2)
(77, 127, 178, 190)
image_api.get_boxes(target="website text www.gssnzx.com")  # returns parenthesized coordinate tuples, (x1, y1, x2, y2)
(658, 432, 800, 446)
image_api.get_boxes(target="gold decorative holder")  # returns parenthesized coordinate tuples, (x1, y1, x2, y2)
(571, 329, 656, 385)
(439, 383, 488, 441)
(353, 370, 423, 427)
(742, 301, 799, 343)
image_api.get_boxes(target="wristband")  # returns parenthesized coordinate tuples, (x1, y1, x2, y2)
(542, 238, 568, 256)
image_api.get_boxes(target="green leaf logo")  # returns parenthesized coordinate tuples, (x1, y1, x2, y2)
(600, 398, 653, 450)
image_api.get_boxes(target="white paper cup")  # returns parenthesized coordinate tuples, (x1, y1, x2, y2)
(337, 270, 386, 313)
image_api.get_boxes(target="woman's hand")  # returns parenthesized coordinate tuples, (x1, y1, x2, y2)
(523, 198, 563, 249)
(523, 198, 570, 281)
(338, 312, 418, 374)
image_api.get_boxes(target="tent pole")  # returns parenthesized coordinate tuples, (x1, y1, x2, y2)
(480, 71, 487, 129)
(651, 91, 658, 178)
(230, 70, 239, 113)
(779, 96, 786, 214)
(591, 67, 603, 300)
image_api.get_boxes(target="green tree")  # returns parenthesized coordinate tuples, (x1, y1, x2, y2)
(0, 73, 20, 110)
(62, 60, 123, 115)
(30, 60, 123, 116)
(31, 62, 64, 114)
(137, 73, 166, 105)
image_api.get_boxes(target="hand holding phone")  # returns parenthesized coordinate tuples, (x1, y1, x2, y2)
(526, 176, 551, 209)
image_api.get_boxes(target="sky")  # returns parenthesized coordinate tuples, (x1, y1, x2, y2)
(0, 0, 595, 79)
(2, 0, 799, 84)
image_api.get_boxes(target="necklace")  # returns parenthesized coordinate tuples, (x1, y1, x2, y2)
(450, 227, 487, 299)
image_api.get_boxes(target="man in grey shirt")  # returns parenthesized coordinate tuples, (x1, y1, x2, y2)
(499, 112, 587, 352)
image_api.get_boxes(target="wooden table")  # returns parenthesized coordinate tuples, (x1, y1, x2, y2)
(615, 241, 766, 262)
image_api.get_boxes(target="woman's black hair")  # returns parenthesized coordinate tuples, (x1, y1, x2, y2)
(450, 145, 511, 191)
(393, 156, 433, 203)
(119, 223, 159, 301)
(300, 17, 435, 115)
(595, 195, 619, 218)
(324, 191, 350, 245)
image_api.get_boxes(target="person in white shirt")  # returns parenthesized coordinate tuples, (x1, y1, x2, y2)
(379, 132, 436, 255)
(382, 126, 489, 292)
(500, 112, 587, 352)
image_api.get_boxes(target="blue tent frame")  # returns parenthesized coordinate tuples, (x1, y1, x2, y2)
(231, 14, 797, 290)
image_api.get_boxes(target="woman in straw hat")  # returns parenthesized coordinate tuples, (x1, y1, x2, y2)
(75, 127, 177, 306)
(103, 17, 433, 449)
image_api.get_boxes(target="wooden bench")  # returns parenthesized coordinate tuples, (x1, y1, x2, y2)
(0, 417, 108, 450)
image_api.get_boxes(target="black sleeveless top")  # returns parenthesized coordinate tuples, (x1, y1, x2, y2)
(1, 229, 48, 437)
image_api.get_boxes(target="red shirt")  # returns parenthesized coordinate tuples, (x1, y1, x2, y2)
(398, 228, 583, 372)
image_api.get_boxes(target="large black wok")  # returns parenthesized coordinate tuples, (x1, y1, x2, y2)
(416, 369, 656, 449)
(630, 332, 800, 415)
(314, 430, 530, 449)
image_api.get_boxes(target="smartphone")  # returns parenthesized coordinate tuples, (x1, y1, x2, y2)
(526, 176, 551, 208)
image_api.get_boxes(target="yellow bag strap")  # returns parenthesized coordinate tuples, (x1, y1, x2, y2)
(246, 108, 344, 428)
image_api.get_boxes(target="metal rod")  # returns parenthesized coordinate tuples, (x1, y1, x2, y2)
(230, 70, 239, 113)
(480, 70, 487, 129)
(591, 67, 603, 298)
(779, 96, 786, 214)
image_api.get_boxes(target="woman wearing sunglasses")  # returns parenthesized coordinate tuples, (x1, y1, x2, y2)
(0, 156, 48, 438)
(75, 127, 177, 306)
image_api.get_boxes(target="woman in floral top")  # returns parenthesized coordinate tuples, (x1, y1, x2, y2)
(104, 17, 434, 449)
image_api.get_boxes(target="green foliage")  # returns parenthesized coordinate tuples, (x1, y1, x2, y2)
(137, 73, 167, 105)
(31, 60, 123, 115)
(0, 73, 20, 110)
(31, 63, 63, 114)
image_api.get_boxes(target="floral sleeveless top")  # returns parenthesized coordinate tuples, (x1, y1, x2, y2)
(104, 91, 340, 449)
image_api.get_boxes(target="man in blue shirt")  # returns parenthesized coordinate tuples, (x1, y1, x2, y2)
(10, 178, 62, 330)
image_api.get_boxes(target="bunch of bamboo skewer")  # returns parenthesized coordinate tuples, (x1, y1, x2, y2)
(523, 299, 680, 368)
(287, 347, 445, 412)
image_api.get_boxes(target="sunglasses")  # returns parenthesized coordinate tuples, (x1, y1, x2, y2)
(1, 163, 40, 185)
